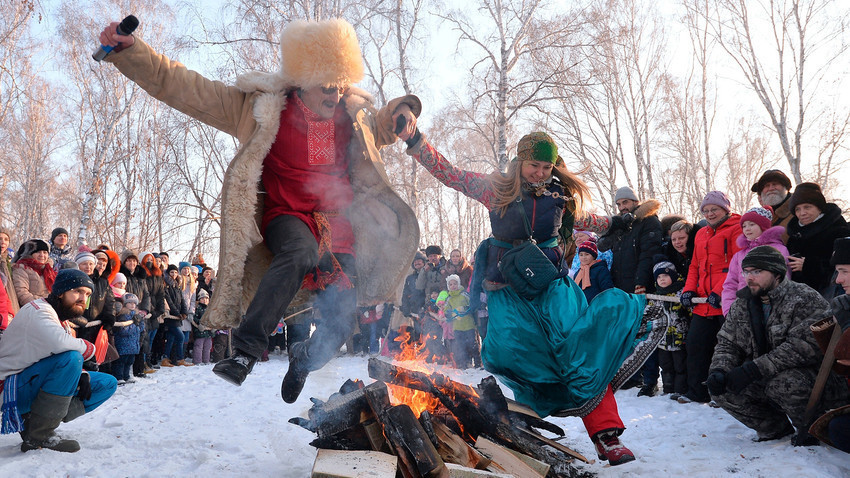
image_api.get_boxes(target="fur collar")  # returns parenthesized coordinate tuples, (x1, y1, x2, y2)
(634, 198, 661, 220)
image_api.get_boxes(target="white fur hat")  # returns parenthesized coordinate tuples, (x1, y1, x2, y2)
(446, 274, 461, 286)
(279, 18, 364, 89)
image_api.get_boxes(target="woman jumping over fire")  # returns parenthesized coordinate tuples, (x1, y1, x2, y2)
(399, 128, 664, 466)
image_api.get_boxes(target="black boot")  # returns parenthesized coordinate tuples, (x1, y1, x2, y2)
(281, 361, 310, 403)
(20, 391, 80, 453)
(637, 383, 658, 397)
(212, 350, 257, 386)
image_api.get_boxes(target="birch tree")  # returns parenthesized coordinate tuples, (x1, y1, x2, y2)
(439, 0, 587, 169)
(711, 0, 850, 184)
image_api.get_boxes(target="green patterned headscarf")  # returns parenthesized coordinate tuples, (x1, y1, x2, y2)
(513, 132, 558, 164)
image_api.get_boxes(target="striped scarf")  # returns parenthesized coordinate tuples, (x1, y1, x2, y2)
(0, 374, 23, 434)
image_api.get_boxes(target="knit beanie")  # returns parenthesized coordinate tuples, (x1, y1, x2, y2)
(573, 230, 599, 243)
(513, 132, 559, 164)
(653, 256, 679, 282)
(50, 227, 69, 243)
(197, 289, 210, 300)
(425, 245, 442, 256)
(196, 265, 204, 274)
(74, 251, 97, 265)
(740, 205, 773, 232)
(111, 272, 127, 286)
(831, 237, 850, 266)
(446, 274, 461, 287)
(167, 264, 179, 273)
(700, 190, 731, 213)
(789, 182, 827, 212)
(52, 268, 95, 296)
(577, 241, 598, 259)
(741, 246, 787, 278)
(614, 186, 639, 202)
(122, 293, 139, 306)
(179, 261, 191, 270)
(751, 169, 793, 193)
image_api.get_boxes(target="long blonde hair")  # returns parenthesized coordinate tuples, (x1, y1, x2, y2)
(488, 157, 591, 218)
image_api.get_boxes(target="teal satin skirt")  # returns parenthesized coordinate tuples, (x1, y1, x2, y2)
(482, 278, 647, 417)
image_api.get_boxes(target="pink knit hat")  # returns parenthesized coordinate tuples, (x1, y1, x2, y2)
(740, 205, 773, 232)
(700, 190, 731, 213)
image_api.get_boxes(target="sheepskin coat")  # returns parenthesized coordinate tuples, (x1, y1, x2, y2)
(106, 39, 420, 328)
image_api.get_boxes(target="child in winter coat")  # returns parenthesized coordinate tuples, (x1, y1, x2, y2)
(571, 241, 614, 302)
(649, 259, 690, 399)
(441, 274, 478, 369)
(192, 289, 213, 365)
(721, 206, 790, 315)
(112, 293, 143, 383)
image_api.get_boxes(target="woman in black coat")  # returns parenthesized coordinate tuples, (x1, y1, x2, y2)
(786, 182, 850, 298)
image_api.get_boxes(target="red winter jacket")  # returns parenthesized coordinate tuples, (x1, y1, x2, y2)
(684, 214, 742, 317)
(0, 281, 10, 329)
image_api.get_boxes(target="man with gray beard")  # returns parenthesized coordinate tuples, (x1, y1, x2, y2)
(751, 170, 794, 242)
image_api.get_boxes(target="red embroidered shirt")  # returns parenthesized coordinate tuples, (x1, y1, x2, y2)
(261, 93, 355, 254)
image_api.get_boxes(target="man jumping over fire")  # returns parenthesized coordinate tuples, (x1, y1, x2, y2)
(97, 17, 420, 403)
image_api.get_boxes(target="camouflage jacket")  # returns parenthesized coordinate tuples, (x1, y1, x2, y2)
(711, 279, 828, 378)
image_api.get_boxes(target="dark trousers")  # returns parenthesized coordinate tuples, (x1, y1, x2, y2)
(685, 314, 722, 402)
(111, 354, 136, 381)
(452, 329, 478, 369)
(232, 215, 320, 359)
(641, 349, 660, 386)
(658, 349, 687, 394)
(302, 257, 357, 370)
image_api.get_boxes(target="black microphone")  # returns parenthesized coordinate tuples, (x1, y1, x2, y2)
(92, 15, 139, 62)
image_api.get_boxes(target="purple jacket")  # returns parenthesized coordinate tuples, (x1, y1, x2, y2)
(721, 226, 790, 315)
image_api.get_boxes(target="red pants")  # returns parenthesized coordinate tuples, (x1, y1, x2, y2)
(581, 385, 624, 438)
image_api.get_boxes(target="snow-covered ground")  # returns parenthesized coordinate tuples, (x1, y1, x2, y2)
(1, 353, 847, 477)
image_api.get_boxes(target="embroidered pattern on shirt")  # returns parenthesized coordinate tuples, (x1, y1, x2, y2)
(295, 94, 336, 166)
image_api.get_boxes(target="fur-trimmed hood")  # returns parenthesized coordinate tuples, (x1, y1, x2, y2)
(634, 199, 662, 221)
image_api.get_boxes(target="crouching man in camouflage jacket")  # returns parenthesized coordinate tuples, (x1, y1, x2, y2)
(707, 246, 849, 445)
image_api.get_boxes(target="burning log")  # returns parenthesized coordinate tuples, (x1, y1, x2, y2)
(475, 436, 548, 477)
(366, 381, 448, 478)
(430, 419, 491, 470)
(368, 358, 592, 472)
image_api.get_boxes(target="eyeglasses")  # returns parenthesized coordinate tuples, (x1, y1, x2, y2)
(741, 269, 764, 277)
(701, 207, 724, 216)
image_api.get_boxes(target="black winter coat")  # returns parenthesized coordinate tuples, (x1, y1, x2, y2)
(599, 200, 663, 292)
(402, 269, 426, 316)
(84, 274, 115, 331)
(120, 265, 151, 314)
(786, 203, 850, 296)
(163, 276, 187, 320)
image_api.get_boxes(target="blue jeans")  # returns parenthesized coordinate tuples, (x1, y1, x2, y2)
(15, 351, 117, 414)
(163, 322, 185, 361)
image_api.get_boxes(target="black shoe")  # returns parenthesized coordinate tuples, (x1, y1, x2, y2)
(791, 432, 820, 447)
(637, 384, 658, 397)
(281, 363, 309, 403)
(754, 423, 795, 442)
(212, 351, 257, 386)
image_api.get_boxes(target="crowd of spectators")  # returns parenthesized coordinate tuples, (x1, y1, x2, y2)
(0, 234, 226, 384)
(1, 168, 848, 453)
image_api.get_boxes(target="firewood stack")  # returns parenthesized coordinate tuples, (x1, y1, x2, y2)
(290, 358, 595, 478)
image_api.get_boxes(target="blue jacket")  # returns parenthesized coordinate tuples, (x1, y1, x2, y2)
(113, 310, 143, 356)
(574, 261, 613, 302)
